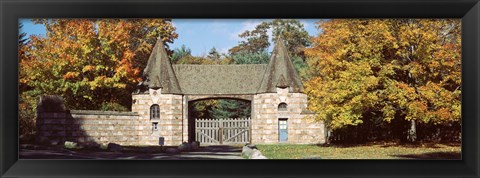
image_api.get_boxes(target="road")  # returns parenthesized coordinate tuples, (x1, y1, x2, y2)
(19, 145, 243, 160)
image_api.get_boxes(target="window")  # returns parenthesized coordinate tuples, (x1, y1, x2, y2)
(278, 102, 288, 111)
(150, 104, 160, 120)
(152, 122, 158, 131)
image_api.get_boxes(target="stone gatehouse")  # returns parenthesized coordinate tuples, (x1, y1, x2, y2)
(36, 37, 326, 146)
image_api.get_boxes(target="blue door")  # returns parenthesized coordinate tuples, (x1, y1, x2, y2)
(278, 119, 288, 142)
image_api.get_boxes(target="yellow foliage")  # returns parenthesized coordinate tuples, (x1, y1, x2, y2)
(305, 19, 461, 130)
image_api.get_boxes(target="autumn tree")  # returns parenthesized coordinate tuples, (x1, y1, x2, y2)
(304, 19, 461, 142)
(19, 22, 37, 142)
(20, 19, 178, 111)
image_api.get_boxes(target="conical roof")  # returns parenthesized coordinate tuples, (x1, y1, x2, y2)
(257, 37, 304, 93)
(141, 38, 182, 94)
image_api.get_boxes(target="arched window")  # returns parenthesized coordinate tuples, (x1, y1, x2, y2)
(150, 104, 160, 120)
(278, 102, 288, 111)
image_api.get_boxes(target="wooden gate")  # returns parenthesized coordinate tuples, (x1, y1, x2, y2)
(195, 118, 251, 145)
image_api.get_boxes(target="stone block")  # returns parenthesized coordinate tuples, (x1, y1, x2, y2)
(191, 141, 200, 150)
(178, 142, 191, 152)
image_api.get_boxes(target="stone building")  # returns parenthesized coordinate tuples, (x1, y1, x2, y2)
(36, 37, 325, 146)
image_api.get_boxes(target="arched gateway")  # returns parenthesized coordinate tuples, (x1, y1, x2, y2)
(131, 38, 326, 146)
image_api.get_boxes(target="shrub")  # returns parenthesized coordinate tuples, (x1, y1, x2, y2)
(100, 102, 129, 111)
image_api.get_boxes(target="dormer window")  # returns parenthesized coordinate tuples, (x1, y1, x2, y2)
(278, 102, 288, 111)
(150, 104, 160, 120)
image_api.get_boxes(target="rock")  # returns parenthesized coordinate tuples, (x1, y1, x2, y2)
(107, 143, 122, 152)
(100, 143, 108, 150)
(242, 146, 254, 158)
(252, 155, 268, 159)
(250, 149, 263, 159)
(246, 144, 257, 149)
(64, 141, 78, 149)
(190, 141, 200, 150)
(178, 142, 191, 152)
(165, 148, 180, 154)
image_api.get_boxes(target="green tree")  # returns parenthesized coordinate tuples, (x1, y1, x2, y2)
(211, 99, 251, 119)
(207, 47, 221, 61)
(170, 45, 192, 64)
(229, 19, 311, 58)
(231, 50, 270, 64)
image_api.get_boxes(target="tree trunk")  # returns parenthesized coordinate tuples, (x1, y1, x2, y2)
(408, 120, 417, 142)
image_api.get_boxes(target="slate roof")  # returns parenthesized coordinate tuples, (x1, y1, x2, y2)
(257, 37, 304, 93)
(138, 37, 304, 95)
(141, 38, 182, 94)
(173, 64, 267, 94)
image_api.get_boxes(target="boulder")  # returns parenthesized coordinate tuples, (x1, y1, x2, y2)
(241, 146, 254, 158)
(100, 143, 109, 150)
(107, 143, 122, 152)
(252, 155, 268, 159)
(178, 142, 191, 152)
(64, 141, 78, 149)
(190, 141, 200, 150)
(165, 148, 180, 154)
(249, 149, 264, 159)
(246, 144, 257, 149)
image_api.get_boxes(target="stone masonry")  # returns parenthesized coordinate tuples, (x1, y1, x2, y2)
(37, 108, 143, 146)
(36, 37, 326, 146)
(252, 88, 325, 144)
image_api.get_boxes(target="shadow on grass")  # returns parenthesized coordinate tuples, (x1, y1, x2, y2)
(392, 151, 461, 159)
(315, 141, 461, 149)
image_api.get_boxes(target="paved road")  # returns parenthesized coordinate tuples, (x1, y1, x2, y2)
(19, 145, 243, 160)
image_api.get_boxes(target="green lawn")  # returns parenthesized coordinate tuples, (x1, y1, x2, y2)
(256, 142, 461, 159)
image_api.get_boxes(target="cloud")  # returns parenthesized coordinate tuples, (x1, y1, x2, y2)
(230, 19, 268, 42)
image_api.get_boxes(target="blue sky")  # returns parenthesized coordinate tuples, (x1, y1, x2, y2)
(20, 19, 322, 56)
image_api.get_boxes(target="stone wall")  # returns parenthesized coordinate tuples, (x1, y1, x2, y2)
(36, 110, 143, 146)
(132, 92, 184, 145)
(252, 88, 326, 144)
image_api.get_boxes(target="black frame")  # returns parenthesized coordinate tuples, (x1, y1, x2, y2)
(1, 0, 479, 177)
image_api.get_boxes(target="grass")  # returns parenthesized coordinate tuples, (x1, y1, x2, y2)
(256, 142, 461, 159)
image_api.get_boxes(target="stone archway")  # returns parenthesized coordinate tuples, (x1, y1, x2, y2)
(185, 95, 253, 143)
(130, 37, 325, 146)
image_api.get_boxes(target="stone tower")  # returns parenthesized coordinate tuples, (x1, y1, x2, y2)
(132, 37, 325, 146)
(132, 38, 184, 145)
(251, 38, 322, 144)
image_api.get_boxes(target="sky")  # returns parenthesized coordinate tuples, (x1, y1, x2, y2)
(20, 19, 323, 56)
